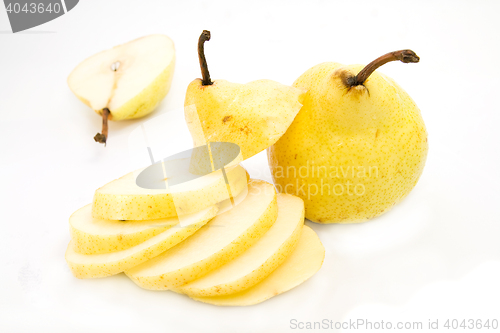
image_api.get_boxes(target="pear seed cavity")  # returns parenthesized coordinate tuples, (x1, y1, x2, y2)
(111, 61, 121, 72)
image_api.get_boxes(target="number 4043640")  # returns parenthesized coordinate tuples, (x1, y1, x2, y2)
(6, 2, 62, 14)
(444, 319, 499, 330)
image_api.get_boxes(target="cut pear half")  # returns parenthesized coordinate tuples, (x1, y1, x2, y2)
(92, 164, 248, 221)
(68, 34, 175, 120)
(67, 34, 175, 144)
(125, 180, 278, 289)
(190, 225, 324, 306)
(65, 206, 218, 279)
(176, 193, 304, 297)
(70, 204, 180, 255)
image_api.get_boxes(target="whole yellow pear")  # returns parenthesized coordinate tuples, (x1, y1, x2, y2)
(268, 50, 428, 223)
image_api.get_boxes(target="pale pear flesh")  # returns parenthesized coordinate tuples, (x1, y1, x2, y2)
(67, 34, 175, 120)
(65, 206, 218, 279)
(125, 180, 278, 289)
(189, 225, 324, 306)
(92, 164, 248, 221)
(176, 193, 304, 297)
(70, 204, 179, 255)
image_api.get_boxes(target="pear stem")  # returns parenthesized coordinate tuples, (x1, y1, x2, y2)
(351, 50, 420, 86)
(198, 30, 213, 86)
(94, 108, 110, 146)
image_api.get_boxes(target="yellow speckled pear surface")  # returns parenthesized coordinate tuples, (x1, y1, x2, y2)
(185, 79, 304, 160)
(268, 55, 428, 223)
(184, 31, 304, 160)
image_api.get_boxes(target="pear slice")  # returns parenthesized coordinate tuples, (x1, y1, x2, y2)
(190, 226, 324, 306)
(184, 31, 304, 160)
(67, 34, 175, 143)
(70, 204, 179, 255)
(65, 206, 217, 279)
(176, 193, 304, 297)
(125, 180, 278, 289)
(92, 164, 248, 221)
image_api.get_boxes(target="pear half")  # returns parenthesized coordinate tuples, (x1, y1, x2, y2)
(70, 204, 178, 255)
(68, 34, 175, 143)
(190, 226, 324, 306)
(176, 193, 304, 297)
(65, 206, 217, 279)
(125, 180, 278, 289)
(92, 165, 248, 221)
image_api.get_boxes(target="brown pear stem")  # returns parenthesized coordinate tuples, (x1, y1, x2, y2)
(94, 108, 110, 146)
(351, 50, 420, 86)
(198, 30, 213, 86)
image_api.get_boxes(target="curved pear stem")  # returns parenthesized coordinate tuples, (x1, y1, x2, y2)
(94, 108, 110, 146)
(351, 50, 420, 86)
(198, 30, 213, 86)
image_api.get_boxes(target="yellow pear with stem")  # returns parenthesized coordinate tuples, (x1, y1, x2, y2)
(184, 31, 305, 160)
(268, 50, 428, 223)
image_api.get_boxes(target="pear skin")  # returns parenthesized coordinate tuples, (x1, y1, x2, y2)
(184, 30, 304, 160)
(268, 53, 428, 223)
(185, 78, 304, 160)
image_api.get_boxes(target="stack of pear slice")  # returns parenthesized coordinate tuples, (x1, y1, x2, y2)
(66, 167, 325, 306)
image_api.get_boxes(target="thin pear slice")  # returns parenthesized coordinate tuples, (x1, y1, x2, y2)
(190, 226, 324, 306)
(67, 34, 175, 121)
(70, 204, 180, 255)
(72, 191, 245, 255)
(125, 180, 278, 289)
(65, 206, 217, 279)
(92, 164, 248, 221)
(176, 193, 304, 297)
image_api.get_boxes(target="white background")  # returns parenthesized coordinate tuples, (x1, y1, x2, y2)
(1, 0, 500, 332)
